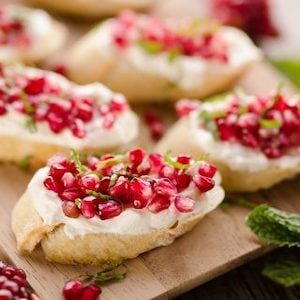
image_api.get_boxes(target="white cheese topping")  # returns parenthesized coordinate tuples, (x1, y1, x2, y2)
(29, 165, 224, 238)
(189, 98, 300, 172)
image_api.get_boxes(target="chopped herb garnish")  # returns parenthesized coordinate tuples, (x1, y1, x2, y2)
(17, 155, 32, 170)
(164, 155, 189, 170)
(75, 198, 82, 207)
(20, 90, 37, 133)
(25, 117, 37, 133)
(262, 261, 300, 287)
(86, 190, 111, 200)
(138, 40, 162, 55)
(246, 204, 300, 247)
(168, 48, 180, 63)
(70, 149, 87, 173)
(260, 119, 281, 129)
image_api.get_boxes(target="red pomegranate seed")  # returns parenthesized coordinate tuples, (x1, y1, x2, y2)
(98, 177, 111, 194)
(46, 113, 66, 133)
(110, 94, 127, 112)
(237, 113, 259, 131)
(174, 195, 195, 213)
(70, 119, 86, 138)
(0, 289, 13, 299)
(193, 175, 215, 192)
(47, 153, 67, 167)
(158, 165, 175, 180)
(148, 194, 171, 213)
(129, 148, 145, 166)
(53, 64, 68, 77)
(98, 200, 122, 220)
(136, 157, 151, 175)
(87, 157, 99, 171)
(109, 177, 129, 199)
(80, 284, 102, 300)
(0, 101, 6, 115)
(62, 201, 81, 218)
(63, 280, 83, 300)
(148, 121, 165, 141)
(102, 113, 116, 129)
(149, 153, 164, 171)
(43, 176, 63, 193)
(176, 172, 192, 191)
(176, 155, 191, 165)
(60, 188, 82, 202)
(49, 163, 68, 181)
(175, 99, 199, 117)
(198, 163, 217, 178)
(2, 280, 18, 293)
(153, 178, 177, 198)
(61, 172, 76, 189)
(24, 77, 46, 95)
(263, 147, 281, 158)
(81, 174, 100, 190)
(81, 197, 97, 219)
(130, 178, 152, 209)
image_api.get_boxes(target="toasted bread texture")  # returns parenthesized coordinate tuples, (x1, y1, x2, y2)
(12, 186, 223, 265)
(156, 118, 300, 192)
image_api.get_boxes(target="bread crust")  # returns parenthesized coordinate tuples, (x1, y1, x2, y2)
(28, 0, 155, 18)
(12, 187, 222, 265)
(156, 118, 300, 192)
(0, 134, 120, 169)
(67, 23, 259, 103)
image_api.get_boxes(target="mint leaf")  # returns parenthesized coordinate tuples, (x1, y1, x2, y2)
(246, 204, 300, 247)
(138, 40, 162, 55)
(92, 261, 127, 284)
(86, 189, 111, 200)
(260, 119, 281, 129)
(70, 149, 87, 173)
(262, 261, 300, 287)
(272, 59, 300, 89)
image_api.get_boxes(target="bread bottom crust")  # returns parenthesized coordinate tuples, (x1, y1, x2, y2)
(0, 134, 118, 169)
(156, 118, 300, 192)
(12, 190, 209, 265)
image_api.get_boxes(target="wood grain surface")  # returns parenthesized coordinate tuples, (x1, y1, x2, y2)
(1, 0, 299, 299)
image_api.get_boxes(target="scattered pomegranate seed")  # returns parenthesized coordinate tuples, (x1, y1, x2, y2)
(129, 148, 145, 166)
(198, 163, 217, 178)
(81, 197, 97, 219)
(175, 99, 199, 117)
(175, 195, 195, 213)
(63, 280, 83, 300)
(148, 194, 171, 213)
(98, 200, 122, 220)
(81, 174, 100, 190)
(193, 175, 215, 193)
(130, 178, 152, 209)
(80, 284, 102, 300)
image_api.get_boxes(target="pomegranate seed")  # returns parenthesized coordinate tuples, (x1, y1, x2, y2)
(2, 280, 18, 293)
(80, 284, 101, 300)
(87, 157, 99, 171)
(47, 153, 67, 167)
(24, 77, 46, 95)
(129, 148, 145, 166)
(63, 280, 83, 300)
(60, 188, 82, 202)
(193, 175, 215, 192)
(176, 172, 192, 190)
(62, 201, 81, 218)
(109, 177, 129, 199)
(148, 121, 165, 141)
(153, 179, 177, 197)
(98, 200, 122, 220)
(53, 64, 68, 76)
(61, 172, 76, 189)
(43, 176, 63, 194)
(102, 113, 116, 129)
(70, 119, 86, 138)
(237, 113, 259, 131)
(176, 155, 191, 165)
(175, 195, 195, 213)
(81, 197, 97, 219)
(130, 178, 152, 209)
(46, 113, 66, 133)
(136, 157, 151, 175)
(0, 101, 6, 115)
(148, 194, 171, 213)
(98, 177, 111, 194)
(0, 289, 13, 299)
(158, 165, 175, 180)
(263, 147, 281, 158)
(175, 99, 199, 117)
(81, 174, 100, 190)
(149, 153, 164, 171)
(110, 94, 127, 112)
(198, 163, 217, 178)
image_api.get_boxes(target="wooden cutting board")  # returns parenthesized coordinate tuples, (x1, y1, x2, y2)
(1, 1, 300, 299)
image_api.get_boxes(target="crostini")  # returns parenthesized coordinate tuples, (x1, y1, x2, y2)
(156, 92, 300, 192)
(12, 149, 224, 265)
(67, 11, 261, 102)
(28, 0, 156, 18)
(0, 64, 139, 168)
(0, 4, 66, 64)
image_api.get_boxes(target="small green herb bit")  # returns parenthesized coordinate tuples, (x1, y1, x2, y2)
(164, 154, 188, 170)
(262, 261, 300, 287)
(246, 204, 300, 247)
(70, 149, 87, 173)
(18, 155, 32, 170)
(138, 40, 162, 55)
(20, 90, 37, 133)
(260, 119, 281, 129)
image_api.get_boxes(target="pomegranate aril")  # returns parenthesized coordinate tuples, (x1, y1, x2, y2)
(102, 113, 116, 129)
(61, 172, 76, 189)
(193, 175, 215, 192)
(47, 153, 67, 167)
(62, 201, 81, 218)
(110, 94, 127, 112)
(98, 177, 111, 194)
(2, 281, 18, 293)
(175, 99, 199, 117)
(149, 153, 164, 170)
(44, 176, 63, 193)
(176, 155, 191, 165)
(87, 157, 99, 171)
(130, 178, 152, 209)
(263, 147, 281, 159)
(175, 195, 195, 213)
(98, 200, 122, 220)
(136, 157, 151, 175)
(153, 178, 177, 197)
(109, 177, 129, 199)
(158, 164, 175, 180)
(60, 188, 82, 202)
(129, 148, 145, 165)
(176, 172, 192, 190)
(237, 113, 259, 131)
(80, 284, 101, 300)
(148, 121, 165, 141)
(81, 174, 100, 190)
(63, 280, 83, 300)
(198, 163, 217, 178)
(0, 289, 13, 299)
(24, 77, 46, 95)
(0, 101, 6, 116)
(81, 197, 97, 219)
(70, 119, 86, 138)
(148, 194, 171, 213)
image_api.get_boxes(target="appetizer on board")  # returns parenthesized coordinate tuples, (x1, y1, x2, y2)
(0, 4, 66, 64)
(67, 11, 261, 102)
(156, 91, 300, 192)
(0, 64, 139, 168)
(12, 149, 224, 265)
(27, 0, 157, 18)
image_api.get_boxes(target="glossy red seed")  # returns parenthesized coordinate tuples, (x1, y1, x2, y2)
(2, 280, 18, 293)
(149, 153, 164, 171)
(193, 175, 215, 193)
(153, 179, 177, 197)
(70, 119, 86, 138)
(0, 289, 13, 299)
(87, 157, 99, 171)
(0, 101, 6, 116)
(109, 177, 129, 199)
(43, 176, 63, 194)
(80, 284, 101, 300)
(110, 94, 127, 112)
(81, 174, 100, 190)
(148, 194, 171, 213)
(63, 280, 83, 300)
(24, 77, 46, 95)
(81, 197, 97, 219)
(263, 147, 281, 159)
(130, 178, 152, 209)
(98, 177, 111, 194)
(176, 172, 192, 190)
(198, 163, 217, 178)
(175, 99, 199, 117)
(60, 189, 82, 202)
(47, 153, 67, 167)
(176, 155, 191, 165)
(237, 113, 259, 131)
(61, 172, 76, 189)
(62, 201, 81, 218)
(158, 165, 175, 180)
(148, 121, 165, 141)
(102, 113, 116, 129)
(174, 195, 195, 213)
(129, 148, 145, 166)
(98, 200, 122, 220)
(136, 157, 151, 175)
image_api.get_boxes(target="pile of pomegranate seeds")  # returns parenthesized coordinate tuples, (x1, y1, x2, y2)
(63, 280, 101, 300)
(0, 261, 36, 299)
(0, 65, 128, 137)
(0, 5, 31, 47)
(199, 92, 300, 159)
(210, 0, 278, 40)
(112, 11, 228, 63)
(144, 110, 165, 141)
(44, 148, 217, 220)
